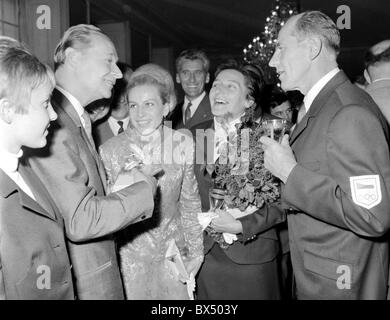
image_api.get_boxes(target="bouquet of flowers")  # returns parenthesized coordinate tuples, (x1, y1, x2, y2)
(205, 108, 281, 248)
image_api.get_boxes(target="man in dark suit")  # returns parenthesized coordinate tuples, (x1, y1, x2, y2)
(0, 37, 74, 299)
(192, 60, 285, 299)
(26, 25, 156, 300)
(92, 62, 133, 148)
(168, 49, 213, 130)
(262, 11, 390, 299)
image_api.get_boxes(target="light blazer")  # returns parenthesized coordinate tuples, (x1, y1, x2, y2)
(191, 114, 285, 265)
(168, 93, 213, 130)
(0, 165, 74, 300)
(26, 89, 155, 300)
(93, 117, 131, 148)
(284, 71, 390, 299)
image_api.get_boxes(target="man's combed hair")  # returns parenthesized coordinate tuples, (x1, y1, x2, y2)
(54, 24, 106, 70)
(294, 11, 340, 55)
(176, 48, 210, 73)
(0, 37, 55, 114)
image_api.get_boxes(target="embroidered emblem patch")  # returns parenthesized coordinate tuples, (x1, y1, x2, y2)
(350, 175, 382, 209)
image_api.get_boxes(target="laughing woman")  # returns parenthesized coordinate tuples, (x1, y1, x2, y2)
(99, 64, 203, 300)
(191, 60, 285, 300)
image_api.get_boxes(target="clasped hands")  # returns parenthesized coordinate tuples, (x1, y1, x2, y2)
(259, 134, 297, 184)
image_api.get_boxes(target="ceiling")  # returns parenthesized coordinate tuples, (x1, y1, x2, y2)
(85, 0, 390, 79)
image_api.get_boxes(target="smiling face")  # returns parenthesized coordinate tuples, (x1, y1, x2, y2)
(76, 35, 122, 104)
(209, 69, 251, 122)
(13, 80, 57, 150)
(269, 17, 311, 93)
(128, 84, 170, 136)
(176, 59, 209, 100)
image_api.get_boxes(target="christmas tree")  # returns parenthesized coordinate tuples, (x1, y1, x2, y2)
(243, 0, 299, 84)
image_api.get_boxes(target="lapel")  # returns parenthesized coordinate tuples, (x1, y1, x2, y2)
(18, 161, 59, 221)
(187, 94, 212, 128)
(0, 169, 56, 222)
(52, 89, 107, 192)
(289, 71, 349, 146)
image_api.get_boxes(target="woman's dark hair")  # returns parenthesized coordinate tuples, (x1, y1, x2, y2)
(214, 59, 266, 109)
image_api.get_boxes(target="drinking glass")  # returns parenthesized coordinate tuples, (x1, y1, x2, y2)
(208, 188, 226, 212)
(261, 119, 290, 143)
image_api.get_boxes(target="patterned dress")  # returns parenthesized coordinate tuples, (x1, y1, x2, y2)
(99, 125, 203, 299)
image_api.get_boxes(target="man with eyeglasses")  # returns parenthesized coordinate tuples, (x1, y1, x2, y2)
(168, 49, 213, 130)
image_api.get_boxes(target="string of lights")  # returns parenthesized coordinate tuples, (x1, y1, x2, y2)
(243, 0, 299, 84)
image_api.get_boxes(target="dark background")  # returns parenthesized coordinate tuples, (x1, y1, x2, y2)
(68, 0, 390, 89)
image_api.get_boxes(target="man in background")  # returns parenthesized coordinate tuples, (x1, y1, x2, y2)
(168, 48, 213, 130)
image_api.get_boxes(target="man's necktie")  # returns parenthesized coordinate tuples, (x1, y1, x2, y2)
(184, 102, 192, 124)
(81, 111, 96, 149)
(117, 120, 124, 135)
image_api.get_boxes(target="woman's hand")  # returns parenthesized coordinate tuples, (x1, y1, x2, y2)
(211, 210, 243, 234)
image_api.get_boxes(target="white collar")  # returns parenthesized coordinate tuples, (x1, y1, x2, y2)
(214, 116, 242, 134)
(56, 85, 85, 119)
(303, 68, 340, 112)
(183, 91, 206, 115)
(0, 148, 23, 173)
(108, 115, 130, 135)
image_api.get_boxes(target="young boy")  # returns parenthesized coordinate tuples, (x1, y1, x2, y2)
(0, 36, 74, 299)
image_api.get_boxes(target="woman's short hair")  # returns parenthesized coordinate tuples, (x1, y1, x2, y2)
(214, 59, 266, 109)
(0, 37, 55, 114)
(54, 24, 108, 70)
(128, 63, 177, 111)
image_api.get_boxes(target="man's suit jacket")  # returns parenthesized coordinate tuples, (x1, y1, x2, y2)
(26, 89, 155, 300)
(283, 71, 390, 299)
(168, 93, 213, 130)
(191, 114, 285, 265)
(0, 165, 74, 300)
(365, 79, 390, 125)
(93, 117, 130, 148)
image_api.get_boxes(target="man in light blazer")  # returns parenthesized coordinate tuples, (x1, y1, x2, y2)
(0, 37, 74, 299)
(26, 25, 156, 300)
(168, 49, 213, 130)
(262, 11, 390, 299)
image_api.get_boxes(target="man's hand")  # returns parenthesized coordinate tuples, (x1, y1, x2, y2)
(211, 210, 243, 234)
(260, 134, 297, 183)
(131, 167, 158, 196)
